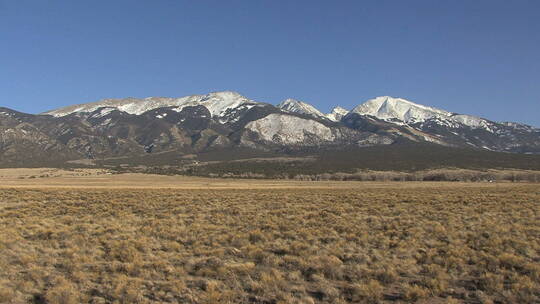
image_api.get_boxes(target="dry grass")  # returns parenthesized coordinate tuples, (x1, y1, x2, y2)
(0, 183, 539, 303)
(1, 168, 539, 189)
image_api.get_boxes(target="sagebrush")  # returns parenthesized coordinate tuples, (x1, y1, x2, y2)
(0, 184, 538, 303)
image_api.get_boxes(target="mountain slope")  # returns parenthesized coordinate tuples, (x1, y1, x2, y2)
(278, 99, 326, 118)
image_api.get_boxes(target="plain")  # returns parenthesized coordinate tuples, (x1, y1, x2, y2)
(1, 173, 539, 303)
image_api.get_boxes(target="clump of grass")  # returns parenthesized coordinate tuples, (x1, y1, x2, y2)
(349, 279, 384, 303)
(0, 284, 16, 303)
(403, 283, 430, 301)
(45, 278, 79, 304)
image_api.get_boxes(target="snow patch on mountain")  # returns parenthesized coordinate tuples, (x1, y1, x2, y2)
(451, 114, 494, 131)
(89, 107, 117, 119)
(501, 122, 539, 133)
(245, 113, 334, 144)
(278, 99, 326, 118)
(325, 106, 349, 121)
(218, 103, 257, 123)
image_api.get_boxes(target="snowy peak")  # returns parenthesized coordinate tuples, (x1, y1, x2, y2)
(278, 99, 349, 122)
(42, 91, 257, 119)
(352, 96, 451, 123)
(278, 98, 326, 118)
(351, 96, 495, 130)
(325, 106, 349, 122)
(331, 106, 348, 115)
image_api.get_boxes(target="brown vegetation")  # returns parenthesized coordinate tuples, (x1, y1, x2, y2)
(0, 183, 539, 303)
(291, 168, 540, 182)
(204, 168, 540, 182)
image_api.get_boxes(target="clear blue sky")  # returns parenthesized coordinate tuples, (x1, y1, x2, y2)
(1, 0, 539, 126)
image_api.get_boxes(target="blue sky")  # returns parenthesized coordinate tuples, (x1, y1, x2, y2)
(1, 0, 539, 126)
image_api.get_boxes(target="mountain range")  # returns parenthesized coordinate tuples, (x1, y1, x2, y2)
(1, 91, 539, 171)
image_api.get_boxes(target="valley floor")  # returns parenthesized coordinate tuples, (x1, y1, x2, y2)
(0, 178, 538, 303)
(1, 168, 538, 189)
(0, 168, 361, 189)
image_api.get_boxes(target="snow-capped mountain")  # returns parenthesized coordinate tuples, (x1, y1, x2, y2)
(352, 96, 450, 122)
(347, 96, 540, 152)
(352, 96, 492, 130)
(278, 99, 349, 122)
(1, 91, 539, 167)
(278, 99, 326, 118)
(43, 91, 261, 122)
(325, 107, 349, 122)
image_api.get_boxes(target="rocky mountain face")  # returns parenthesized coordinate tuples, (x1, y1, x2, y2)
(1, 91, 539, 166)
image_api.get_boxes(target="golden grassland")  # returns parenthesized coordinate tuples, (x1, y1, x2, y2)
(0, 168, 390, 189)
(1, 168, 538, 189)
(0, 168, 359, 189)
(0, 180, 539, 303)
(0, 168, 509, 190)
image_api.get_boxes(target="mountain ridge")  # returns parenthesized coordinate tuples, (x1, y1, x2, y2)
(40, 92, 538, 129)
(2, 91, 540, 170)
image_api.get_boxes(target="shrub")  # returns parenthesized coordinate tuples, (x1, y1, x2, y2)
(45, 278, 79, 304)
